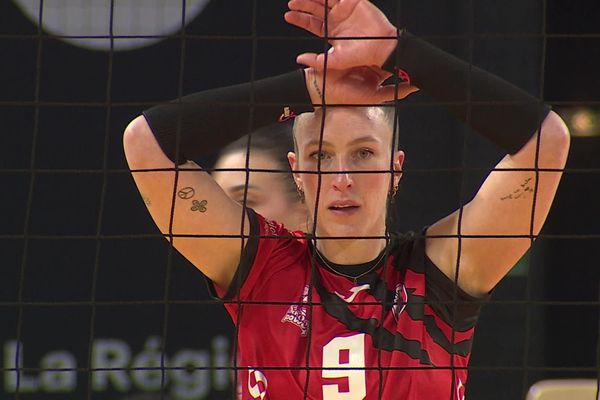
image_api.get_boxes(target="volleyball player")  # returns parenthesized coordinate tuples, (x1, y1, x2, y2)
(123, 0, 570, 398)
(212, 122, 309, 232)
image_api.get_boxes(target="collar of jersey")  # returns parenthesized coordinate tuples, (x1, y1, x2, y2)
(308, 241, 389, 279)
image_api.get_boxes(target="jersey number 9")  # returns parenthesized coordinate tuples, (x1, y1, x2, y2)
(322, 334, 367, 400)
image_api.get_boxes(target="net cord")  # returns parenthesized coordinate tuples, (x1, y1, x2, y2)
(1, 364, 596, 374)
(14, 1, 45, 398)
(301, 1, 332, 397)
(3, 31, 600, 40)
(84, 0, 115, 398)
(521, 0, 548, 396)
(448, 0, 477, 397)
(6, 232, 600, 241)
(159, 0, 192, 398)
(1, 298, 597, 308)
(230, 0, 260, 398)
(372, 4, 406, 397)
(2, 98, 598, 108)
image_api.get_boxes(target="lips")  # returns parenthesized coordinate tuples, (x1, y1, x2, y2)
(328, 200, 361, 216)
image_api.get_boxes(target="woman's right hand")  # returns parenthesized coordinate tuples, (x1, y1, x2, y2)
(304, 66, 418, 106)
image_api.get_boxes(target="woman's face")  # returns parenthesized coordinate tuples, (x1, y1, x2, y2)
(213, 150, 307, 231)
(288, 107, 404, 240)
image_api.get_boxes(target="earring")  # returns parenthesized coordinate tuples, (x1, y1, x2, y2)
(389, 184, 399, 203)
(297, 186, 305, 203)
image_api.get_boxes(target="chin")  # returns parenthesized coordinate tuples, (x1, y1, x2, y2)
(316, 215, 368, 239)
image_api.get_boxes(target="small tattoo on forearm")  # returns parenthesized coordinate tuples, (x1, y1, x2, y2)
(178, 186, 195, 200)
(313, 76, 323, 100)
(142, 194, 151, 206)
(191, 199, 207, 212)
(501, 177, 534, 200)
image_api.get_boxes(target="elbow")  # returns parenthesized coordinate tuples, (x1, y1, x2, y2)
(123, 115, 151, 152)
(526, 111, 571, 169)
(123, 115, 156, 168)
(543, 111, 571, 151)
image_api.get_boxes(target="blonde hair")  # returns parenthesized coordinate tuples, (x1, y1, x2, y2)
(292, 105, 399, 154)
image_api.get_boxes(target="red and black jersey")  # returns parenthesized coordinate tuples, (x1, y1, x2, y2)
(210, 209, 487, 400)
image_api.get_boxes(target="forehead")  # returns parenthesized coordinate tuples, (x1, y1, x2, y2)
(212, 150, 282, 189)
(294, 107, 391, 147)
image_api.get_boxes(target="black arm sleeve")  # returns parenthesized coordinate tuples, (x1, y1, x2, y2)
(143, 70, 314, 164)
(383, 31, 551, 154)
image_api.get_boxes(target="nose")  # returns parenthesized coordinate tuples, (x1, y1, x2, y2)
(331, 157, 353, 191)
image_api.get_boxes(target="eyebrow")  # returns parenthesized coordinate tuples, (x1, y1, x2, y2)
(229, 184, 258, 193)
(304, 135, 382, 148)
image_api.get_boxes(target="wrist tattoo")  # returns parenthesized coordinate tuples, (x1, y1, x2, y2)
(142, 194, 151, 206)
(313, 76, 323, 100)
(500, 177, 534, 200)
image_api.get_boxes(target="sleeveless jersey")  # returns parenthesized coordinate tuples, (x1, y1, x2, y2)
(210, 209, 487, 400)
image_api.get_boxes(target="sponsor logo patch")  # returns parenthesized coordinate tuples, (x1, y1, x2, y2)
(281, 284, 310, 336)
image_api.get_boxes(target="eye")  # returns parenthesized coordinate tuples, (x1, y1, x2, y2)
(309, 151, 331, 161)
(356, 148, 374, 159)
(235, 198, 256, 208)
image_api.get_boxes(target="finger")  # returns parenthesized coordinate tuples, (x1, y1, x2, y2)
(297, 52, 343, 69)
(375, 83, 419, 102)
(297, 50, 345, 70)
(288, 0, 330, 19)
(284, 11, 325, 37)
(296, 52, 320, 68)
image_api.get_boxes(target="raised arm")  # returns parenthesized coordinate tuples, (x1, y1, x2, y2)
(286, 0, 571, 297)
(382, 29, 570, 297)
(380, 29, 571, 296)
(124, 67, 414, 291)
(124, 118, 249, 289)
(124, 71, 313, 290)
(426, 113, 569, 297)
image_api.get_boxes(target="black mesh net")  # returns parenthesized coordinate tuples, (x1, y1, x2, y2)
(1, 1, 599, 399)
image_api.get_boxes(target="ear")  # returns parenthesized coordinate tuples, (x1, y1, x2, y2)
(287, 151, 302, 188)
(393, 150, 405, 187)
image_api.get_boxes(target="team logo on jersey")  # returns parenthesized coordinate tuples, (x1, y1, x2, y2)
(281, 284, 310, 336)
(247, 368, 268, 400)
(392, 283, 408, 320)
(334, 284, 371, 303)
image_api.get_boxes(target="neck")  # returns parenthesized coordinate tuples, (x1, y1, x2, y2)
(315, 236, 387, 265)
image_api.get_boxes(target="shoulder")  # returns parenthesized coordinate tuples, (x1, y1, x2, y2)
(388, 229, 424, 272)
(256, 212, 309, 253)
(246, 209, 310, 269)
(220, 209, 310, 300)
(389, 228, 488, 330)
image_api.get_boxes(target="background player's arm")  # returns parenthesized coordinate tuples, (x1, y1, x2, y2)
(123, 116, 248, 289)
(427, 112, 570, 297)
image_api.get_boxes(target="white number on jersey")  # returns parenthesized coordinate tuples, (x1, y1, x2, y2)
(322, 334, 367, 400)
